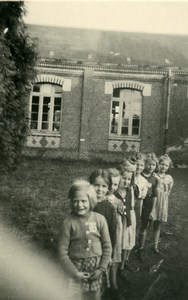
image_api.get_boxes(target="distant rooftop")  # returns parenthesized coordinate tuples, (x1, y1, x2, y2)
(28, 24, 188, 69)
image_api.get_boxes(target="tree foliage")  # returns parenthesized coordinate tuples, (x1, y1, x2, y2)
(0, 1, 37, 171)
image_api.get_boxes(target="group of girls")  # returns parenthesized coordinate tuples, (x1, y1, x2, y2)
(58, 152, 174, 300)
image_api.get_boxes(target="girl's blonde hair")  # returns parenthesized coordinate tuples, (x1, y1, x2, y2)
(119, 158, 137, 172)
(144, 152, 159, 172)
(119, 165, 135, 187)
(159, 154, 173, 172)
(68, 179, 98, 211)
(107, 168, 120, 178)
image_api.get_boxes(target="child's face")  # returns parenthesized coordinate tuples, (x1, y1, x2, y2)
(136, 159, 145, 175)
(145, 160, 157, 174)
(72, 191, 90, 217)
(121, 171, 132, 188)
(111, 176, 121, 193)
(93, 176, 109, 201)
(159, 159, 170, 174)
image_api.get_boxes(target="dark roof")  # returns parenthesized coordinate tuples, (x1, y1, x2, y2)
(28, 24, 188, 68)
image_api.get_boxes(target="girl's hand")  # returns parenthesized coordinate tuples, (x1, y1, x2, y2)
(76, 272, 90, 281)
(89, 269, 102, 280)
(149, 212, 153, 220)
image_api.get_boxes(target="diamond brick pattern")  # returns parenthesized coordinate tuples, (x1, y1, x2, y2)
(108, 139, 140, 152)
(26, 135, 60, 148)
(39, 137, 48, 147)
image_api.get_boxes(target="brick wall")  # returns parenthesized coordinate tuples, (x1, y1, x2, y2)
(140, 80, 167, 155)
(27, 66, 188, 161)
(167, 80, 188, 146)
(60, 75, 83, 151)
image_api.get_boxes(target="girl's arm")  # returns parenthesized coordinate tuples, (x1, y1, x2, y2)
(58, 219, 79, 278)
(149, 196, 157, 219)
(108, 204, 118, 250)
(168, 177, 174, 196)
(99, 217, 112, 271)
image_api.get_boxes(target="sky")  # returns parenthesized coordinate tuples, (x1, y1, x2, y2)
(24, 0, 188, 35)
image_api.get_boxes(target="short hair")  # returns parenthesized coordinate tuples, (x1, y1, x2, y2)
(159, 154, 173, 172)
(68, 179, 97, 211)
(107, 168, 120, 178)
(89, 169, 112, 192)
(145, 152, 159, 172)
(118, 166, 135, 187)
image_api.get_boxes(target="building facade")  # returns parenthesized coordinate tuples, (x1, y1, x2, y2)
(24, 62, 188, 161)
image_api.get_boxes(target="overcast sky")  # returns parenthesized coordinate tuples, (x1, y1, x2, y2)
(24, 0, 188, 35)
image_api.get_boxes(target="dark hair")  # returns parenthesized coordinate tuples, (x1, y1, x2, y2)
(135, 152, 146, 162)
(89, 169, 112, 192)
(68, 179, 97, 211)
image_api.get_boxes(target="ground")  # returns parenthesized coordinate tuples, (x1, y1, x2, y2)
(0, 158, 187, 300)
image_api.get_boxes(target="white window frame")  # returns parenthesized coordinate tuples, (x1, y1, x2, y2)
(29, 83, 62, 133)
(109, 88, 142, 138)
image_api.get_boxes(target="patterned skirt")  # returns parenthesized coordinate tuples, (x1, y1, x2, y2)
(68, 256, 109, 298)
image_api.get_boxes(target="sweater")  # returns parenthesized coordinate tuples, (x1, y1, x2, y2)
(58, 211, 112, 278)
(93, 199, 117, 249)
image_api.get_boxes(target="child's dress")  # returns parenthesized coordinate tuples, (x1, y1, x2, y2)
(58, 211, 112, 298)
(107, 194, 123, 263)
(94, 199, 117, 251)
(141, 173, 158, 228)
(152, 174, 173, 222)
(134, 174, 148, 227)
(114, 187, 136, 251)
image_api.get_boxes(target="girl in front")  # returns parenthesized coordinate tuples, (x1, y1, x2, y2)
(137, 153, 159, 262)
(58, 180, 112, 300)
(151, 154, 174, 253)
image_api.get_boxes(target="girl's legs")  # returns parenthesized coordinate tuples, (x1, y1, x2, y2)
(138, 228, 147, 249)
(109, 264, 119, 290)
(120, 249, 130, 270)
(137, 227, 147, 262)
(153, 221, 161, 251)
(83, 289, 101, 300)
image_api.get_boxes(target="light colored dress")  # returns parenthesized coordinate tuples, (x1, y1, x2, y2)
(152, 174, 173, 222)
(121, 187, 136, 251)
(135, 174, 148, 217)
(108, 194, 122, 263)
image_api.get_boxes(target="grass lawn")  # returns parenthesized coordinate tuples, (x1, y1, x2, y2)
(0, 158, 188, 300)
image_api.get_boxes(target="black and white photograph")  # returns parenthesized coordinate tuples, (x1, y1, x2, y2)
(0, 0, 188, 299)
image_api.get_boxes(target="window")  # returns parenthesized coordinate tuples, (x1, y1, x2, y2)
(30, 83, 62, 132)
(110, 89, 142, 137)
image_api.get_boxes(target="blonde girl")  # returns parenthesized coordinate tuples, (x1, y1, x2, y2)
(151, 154, 174, 253)
(58, 180, 112, 300)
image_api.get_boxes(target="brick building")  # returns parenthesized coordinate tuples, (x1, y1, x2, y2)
(24, 25, 188, 161)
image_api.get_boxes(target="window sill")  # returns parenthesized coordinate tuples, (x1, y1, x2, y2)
(29, 130, 61, 137)
(109, 135, 141, 141)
